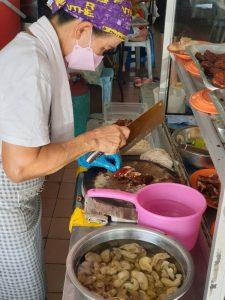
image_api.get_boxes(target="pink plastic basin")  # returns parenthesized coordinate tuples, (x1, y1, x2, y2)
(87, 183, 207, 250)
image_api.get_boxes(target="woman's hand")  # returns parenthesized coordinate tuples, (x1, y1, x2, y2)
(86, 124, 130, 154)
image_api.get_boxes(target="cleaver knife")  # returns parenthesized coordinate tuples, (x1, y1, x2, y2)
(86, 101, 165, 163)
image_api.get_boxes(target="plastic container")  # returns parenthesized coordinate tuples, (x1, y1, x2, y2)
(104, 102, 147, 124)
(87, 183, 207, 250)
(0, 0, 20, 49)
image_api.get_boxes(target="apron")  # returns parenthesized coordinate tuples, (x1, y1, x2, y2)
(0, 162, 45, 300)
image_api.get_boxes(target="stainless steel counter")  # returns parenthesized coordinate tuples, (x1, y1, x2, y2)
(62, 111, 210, 300)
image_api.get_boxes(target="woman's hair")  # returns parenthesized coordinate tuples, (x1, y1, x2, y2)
(51, 8, 109, 36)
(51, 8, 74, 24)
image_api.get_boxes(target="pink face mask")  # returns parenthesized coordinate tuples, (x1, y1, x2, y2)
(65, 30, 103, 71)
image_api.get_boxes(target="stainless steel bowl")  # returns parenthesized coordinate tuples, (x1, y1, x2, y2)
(66, 225, 194, 300)
(172, 126, 213, 169)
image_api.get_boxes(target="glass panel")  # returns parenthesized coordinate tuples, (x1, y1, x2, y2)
(174, 0, 216, 42)
(166, 0, 225, 114)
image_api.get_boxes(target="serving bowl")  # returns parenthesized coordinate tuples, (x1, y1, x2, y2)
(66, 225, 194, 300)
(172, 126, 213, 169)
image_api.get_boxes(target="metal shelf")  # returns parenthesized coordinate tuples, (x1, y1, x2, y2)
(173, 55, 225, 300)
(174, 57, 225, 180)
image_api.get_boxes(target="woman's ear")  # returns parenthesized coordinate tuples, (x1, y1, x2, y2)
(73, 21, 93, 40)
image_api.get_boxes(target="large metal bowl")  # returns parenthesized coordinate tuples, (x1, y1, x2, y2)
(172, 126, 213, 169)
(66, 225, 194, 300)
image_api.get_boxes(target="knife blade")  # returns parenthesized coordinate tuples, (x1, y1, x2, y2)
(121, 100, 165, 153)
(86, 101, 165, 162)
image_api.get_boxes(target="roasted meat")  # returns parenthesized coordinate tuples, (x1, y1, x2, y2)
(93, 160, 181, 193)
(204, 50, 218, 63)
(214, 60, 225, 70)
(200, 61, 217, 77)
(217, 53, 225, 60)
(212, 71, 225, 88)
(113, 166, 153, 186)
(200, 60, 213, 69)
(113, 166, 134, 178)
(195, 50, 225, 88)
(195, 52, 205, 62)
(196, 174, 220, 200)
(206, 67, 222, 76)
(113, 163, 180, 188)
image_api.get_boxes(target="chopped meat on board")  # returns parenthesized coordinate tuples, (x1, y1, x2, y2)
(113, 166, 137, 179)
(93, 160, 181, 193)
(113, 166, 153, 186)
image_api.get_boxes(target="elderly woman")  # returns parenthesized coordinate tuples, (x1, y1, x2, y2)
(0, 0, 132, 298)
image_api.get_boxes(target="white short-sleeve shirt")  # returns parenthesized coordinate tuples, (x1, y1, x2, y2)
(0, 32, 52, 157)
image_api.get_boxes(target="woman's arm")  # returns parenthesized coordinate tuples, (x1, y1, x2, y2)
(2, 125, 129, 183)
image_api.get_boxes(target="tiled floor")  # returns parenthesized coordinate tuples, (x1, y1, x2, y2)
(41, 163, 77, 299)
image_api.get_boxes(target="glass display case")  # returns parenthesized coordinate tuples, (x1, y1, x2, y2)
(159, 1, 225, 299)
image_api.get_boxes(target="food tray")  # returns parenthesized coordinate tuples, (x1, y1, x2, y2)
(104, 102, 148, 124)
(186, 43, 225, 91)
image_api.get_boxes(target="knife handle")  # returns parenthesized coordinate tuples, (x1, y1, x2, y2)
(86, 151, 104, 163)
